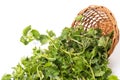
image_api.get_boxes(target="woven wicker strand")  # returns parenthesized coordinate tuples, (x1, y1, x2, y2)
(72, 5, 119, 56)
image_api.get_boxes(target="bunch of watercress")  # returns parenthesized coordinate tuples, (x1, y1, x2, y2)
(2, 24, 119, 80)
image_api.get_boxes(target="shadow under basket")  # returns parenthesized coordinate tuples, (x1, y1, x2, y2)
(72, 5, 119, 56)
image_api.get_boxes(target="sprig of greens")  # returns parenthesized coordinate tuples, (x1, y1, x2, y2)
(2, 25, 119, 80)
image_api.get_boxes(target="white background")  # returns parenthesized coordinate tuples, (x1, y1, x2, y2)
(0, 0, 120, 79)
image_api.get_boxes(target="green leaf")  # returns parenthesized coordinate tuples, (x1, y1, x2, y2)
(39, 35, 49, 44)
(20, 36, 29, 45)
(95, 70, 105, 77)
(108, 75, 119, 80)
(2, 74, 11, 80)
(60, 27, 71, 39)
(44, 62, 53, 67)
(98, 36, 106, 47)
(75, 15, 83, 21)
(23, 25, 31, 36)
(31, 29, 40, 40)
(47, 30, 56, 37)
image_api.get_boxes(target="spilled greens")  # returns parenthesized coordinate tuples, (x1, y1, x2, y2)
(2, 25, 119, 80)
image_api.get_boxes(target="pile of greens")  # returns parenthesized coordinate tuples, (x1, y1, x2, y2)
(2, 24, 119, 80)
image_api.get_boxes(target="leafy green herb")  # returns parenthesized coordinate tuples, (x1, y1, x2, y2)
(2, 25, 119, 80)
(47, 30, 56, 37)
(23, 25, 31, 36)
(31, 29, 41, 40)
(75, 15, 83, 21)
(1, 74, 11, 80)
(108, 75, 119, 80)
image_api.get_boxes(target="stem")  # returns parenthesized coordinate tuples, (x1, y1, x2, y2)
(47, 36, 57, 49)
(81, 76, 86, 80)
(89, 65, 95, 80)
(82, 57, 95, 80)
(70, 38, 85, 53)
(61, 49, 72, 60)
(70, 38, 83, 46)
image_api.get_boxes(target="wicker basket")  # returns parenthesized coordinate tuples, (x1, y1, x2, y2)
(72, 5, 119, 56)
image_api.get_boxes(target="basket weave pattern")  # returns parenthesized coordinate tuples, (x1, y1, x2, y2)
(72, 5, 119, 56)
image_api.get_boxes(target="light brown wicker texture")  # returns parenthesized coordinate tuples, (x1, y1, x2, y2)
(72, 5, 119, 56)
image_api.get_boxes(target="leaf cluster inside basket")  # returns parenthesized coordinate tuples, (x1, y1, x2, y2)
(72, 5, 119, 56)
